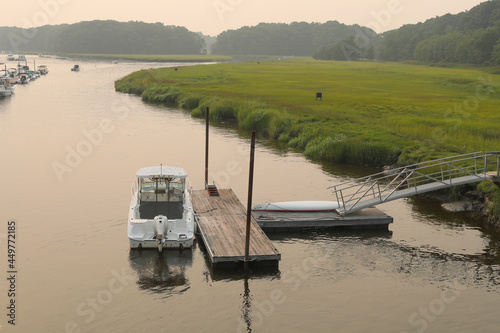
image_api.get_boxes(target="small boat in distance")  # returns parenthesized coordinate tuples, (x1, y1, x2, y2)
(128, 166, 196, 252)
(252, 201, 341, 212)
(37, 65, 48, 75)
(71, 64, 80, 71)
(6, 54, 15, 61)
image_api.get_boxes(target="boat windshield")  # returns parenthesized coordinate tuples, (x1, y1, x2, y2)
(139, 177, 185, 203)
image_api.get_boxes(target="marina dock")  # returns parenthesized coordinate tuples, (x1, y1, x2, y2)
(253, 207, 393, 231)
(192, 188, 281, 268)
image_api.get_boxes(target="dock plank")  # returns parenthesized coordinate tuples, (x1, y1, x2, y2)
(192, 189, 281, 267)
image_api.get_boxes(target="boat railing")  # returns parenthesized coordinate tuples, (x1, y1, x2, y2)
(329, 152, 500, 215)
(131, 180, 140, 201)
(186, 179, 194, 207)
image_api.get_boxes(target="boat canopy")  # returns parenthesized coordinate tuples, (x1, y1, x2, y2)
(136, 166, 187, 179)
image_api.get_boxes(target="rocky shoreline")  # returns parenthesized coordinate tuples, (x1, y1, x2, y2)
(436, 185, 500, 229)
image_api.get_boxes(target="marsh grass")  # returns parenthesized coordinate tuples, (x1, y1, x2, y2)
(141, 86, 181, 106)
(115, 58, 500, 167)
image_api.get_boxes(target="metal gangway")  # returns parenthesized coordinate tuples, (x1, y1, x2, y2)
(330, 152, 500, 216)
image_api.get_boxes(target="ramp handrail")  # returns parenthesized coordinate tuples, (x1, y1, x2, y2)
(330, 152, 500, 215)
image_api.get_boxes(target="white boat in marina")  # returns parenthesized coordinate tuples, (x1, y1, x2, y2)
(7, 68, 17, 78)
(28, 71, 40, 80)
(0, 84, 14, 97)
(16, 73, 29, 84)
(37, 65, 48, 74)
(252, 201, 341, 212)
(128, 166, 196, 252)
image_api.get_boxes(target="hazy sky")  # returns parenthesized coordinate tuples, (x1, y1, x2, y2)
(2, 0, 487, 36)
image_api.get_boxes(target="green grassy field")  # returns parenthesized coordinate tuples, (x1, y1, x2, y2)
(115, 58, 500, 167)
(65, 53, 233, 62)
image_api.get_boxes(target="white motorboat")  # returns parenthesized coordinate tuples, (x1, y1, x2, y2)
(16, 74, 29, 84)
(37, 65, 48, 75)
(6, 54, 15, 61)
(128, 166, 196, 252)
(0, 84, 13, 97)
(252, 201, 341, 212)
(7, 68, 17, 78)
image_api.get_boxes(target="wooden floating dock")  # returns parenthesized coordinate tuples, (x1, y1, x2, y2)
(192, 189, 281, 268)
(253, 207, 393, 231)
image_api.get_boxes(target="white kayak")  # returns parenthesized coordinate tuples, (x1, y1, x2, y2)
(252, 201, 341, 212)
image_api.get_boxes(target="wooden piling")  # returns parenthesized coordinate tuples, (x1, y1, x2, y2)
(244, 131, 256, 270)
(205, 107, 209, 188)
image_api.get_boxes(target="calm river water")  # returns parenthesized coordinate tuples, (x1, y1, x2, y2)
(0, 58, 499, 332)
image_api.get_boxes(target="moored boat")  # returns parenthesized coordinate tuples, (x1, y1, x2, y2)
(7, 68, 17, 78)
(128, 166, 196, 252)
(37, 65, 49, 74)
(0, 84, 14, 97)
(16, 74, 30, 84)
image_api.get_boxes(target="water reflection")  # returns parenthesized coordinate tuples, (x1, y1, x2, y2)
(0, 96, 12, 114)
(128, 249, 192, 298)
(408, 196, 474, 227)
(266, 227, 393, 242)
(240, 277, 252, 333)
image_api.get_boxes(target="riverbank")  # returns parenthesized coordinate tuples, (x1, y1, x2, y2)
(32, 53, 233, 63)
(425, 180, 500, 229)
(115, 58, 500, 167)
(69, 53, 233, 62)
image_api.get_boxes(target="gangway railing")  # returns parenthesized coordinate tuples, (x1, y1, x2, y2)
(329, 152, 500, 216)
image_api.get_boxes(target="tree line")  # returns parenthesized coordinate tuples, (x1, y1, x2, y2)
(0, 20, 206, 55)
(212, 0, 500, 65)
(211, 21, 375, 57)
(377, 0, 500, 65)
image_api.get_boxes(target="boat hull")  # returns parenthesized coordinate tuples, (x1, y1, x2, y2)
(0, 88, 13, 97)
(128, 212, 196, 251)
(129, 238, 194, 250)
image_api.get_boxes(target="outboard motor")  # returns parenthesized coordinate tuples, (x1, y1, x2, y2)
(154, 215, 167, 252)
